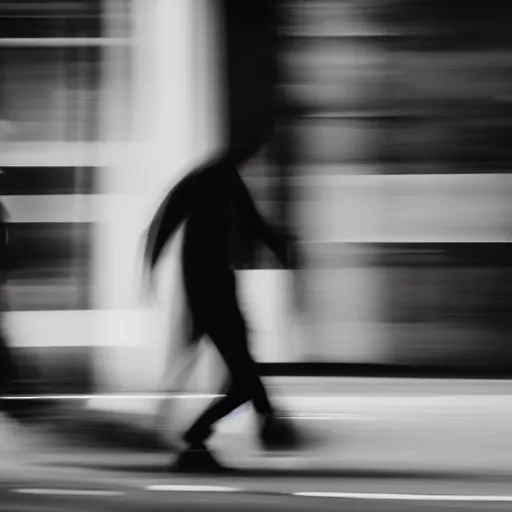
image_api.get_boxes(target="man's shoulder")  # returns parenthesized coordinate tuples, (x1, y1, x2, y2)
(0, 203, 8, 222)
(194, 155, 229, 174)
(186, 155, 233, 185)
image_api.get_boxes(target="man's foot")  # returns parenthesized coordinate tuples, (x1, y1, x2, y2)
(0, 381, 58, 424)
(170, 443, 230, 474)
(0, 397, 42, 423)
(259, 414, 303, 451)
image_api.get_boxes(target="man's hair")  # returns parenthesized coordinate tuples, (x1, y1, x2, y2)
(228, 118, 273, 166)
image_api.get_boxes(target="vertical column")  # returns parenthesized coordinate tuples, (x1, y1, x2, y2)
(282, 0, 389, 364)
(188, 0, 226, 391)
(92, 0, 225, 394)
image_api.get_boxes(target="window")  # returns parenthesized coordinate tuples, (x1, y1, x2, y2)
(0, 0, 131, 311)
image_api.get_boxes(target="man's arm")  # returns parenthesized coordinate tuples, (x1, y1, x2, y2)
(0, 205, 9, 280)
(233, 173, 295, 269)
(232, 172, 308, 314)
(144, 171, 198, 270)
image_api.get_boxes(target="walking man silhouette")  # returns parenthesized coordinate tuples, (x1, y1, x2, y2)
(0, 202, 19, 403)
(0, 199, 45, 422)
(142, 140, 300, 472)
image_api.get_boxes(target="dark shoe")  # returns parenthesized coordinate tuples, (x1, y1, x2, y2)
(0, 397, 41, 423)
(259, 414, 303, 451)
(183, 424, 213, 446)
(170, 444, 230, 474)
(0, 381, 58, 424)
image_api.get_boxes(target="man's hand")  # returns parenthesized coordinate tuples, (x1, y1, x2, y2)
(137, 228, 157, 307)
(140, 264, 157, 306)
(285, 236, 307, 316)
(291, 268, 307, 316)
(286, 234, 300, 271)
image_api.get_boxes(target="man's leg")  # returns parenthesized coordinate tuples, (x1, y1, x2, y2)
(160, 306, 199, 390)
(155, 306, 202, 437)
(0, 326, 39, 422)
(183, 309, 274, 446)
(0, 330, 18, 393)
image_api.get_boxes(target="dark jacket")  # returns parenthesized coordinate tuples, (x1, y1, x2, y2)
(0, 203, 10, 283)
(144, 156, 291, 276)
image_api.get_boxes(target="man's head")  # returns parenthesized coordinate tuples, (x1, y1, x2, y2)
(227, 116, 273, 168)
(227, 140, 264, 167)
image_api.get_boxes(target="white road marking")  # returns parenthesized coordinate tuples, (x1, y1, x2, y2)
(2, 392, 511, 405)
(295, 492, 512, 502)
(288, 414, 358, 420)
(1, 393, 221, 401)
(12, 489, 124, 497)
(147, 485, 239, 493)
(10, 485, 512, 503)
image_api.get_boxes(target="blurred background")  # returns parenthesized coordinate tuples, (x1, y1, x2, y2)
(1, 0, 511, 396)
(2, 1, 512, 509)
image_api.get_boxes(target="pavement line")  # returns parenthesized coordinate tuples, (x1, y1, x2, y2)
(294, 492, 512, 502)
(147, 485, 239, 493)
(3, 393, 512, 403)
(12, 489, 125, 497)
(288, 414, 358, 420)
(1, 393, 221, 401)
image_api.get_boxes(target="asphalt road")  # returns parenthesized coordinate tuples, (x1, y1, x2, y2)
(4, 379, 512, 511)
(3, 449, 512, 512)
(3, 476, 512, 512)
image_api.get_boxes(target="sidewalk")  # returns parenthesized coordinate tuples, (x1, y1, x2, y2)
(2, 378, 512, 475)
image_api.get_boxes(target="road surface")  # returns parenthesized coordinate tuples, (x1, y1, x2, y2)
(3, 453, 512, 512)
(3, 378, 512, 511)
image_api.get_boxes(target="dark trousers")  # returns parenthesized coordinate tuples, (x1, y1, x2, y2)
(183, 272, 274, 444)
(0, 328, 18, 392)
